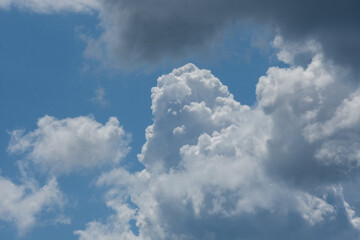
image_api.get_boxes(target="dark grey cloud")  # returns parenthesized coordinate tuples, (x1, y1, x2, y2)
(250, 0, 360, 71)
(89, 0, 360, 70)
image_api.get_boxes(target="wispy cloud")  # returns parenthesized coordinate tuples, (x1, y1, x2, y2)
(91, 86, 108, 106)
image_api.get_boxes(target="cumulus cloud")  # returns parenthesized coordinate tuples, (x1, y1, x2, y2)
(8, 116, 130, 175)
(0, 176, 64, 234)
(4, 115, 130, 234)
(3, 0, 359, 238)
(75, 203, 139, 240)
(76, 46, 360, 239)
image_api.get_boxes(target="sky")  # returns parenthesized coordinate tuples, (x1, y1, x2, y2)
(1, 0, 360, 239)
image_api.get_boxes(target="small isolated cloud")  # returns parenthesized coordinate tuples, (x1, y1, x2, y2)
(2, 0, 358, 72)
(8, 115, 130, 175)
(76, 43, 360, 239)
(0, 176, 64, 234)
(91, 86, 108, 106)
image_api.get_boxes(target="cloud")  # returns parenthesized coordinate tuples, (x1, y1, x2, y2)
(0, 0, 99, 13)
(76, 44, 360, 239)
(75, 203, 139, 240)
(2, 0, 358, 71)
(91, 86, 108, 106)
(138, 63, 247, 173)
(8, 115, 130, 175)
(0, 176, 64, 234)
(5, 115, 130, 234)
(256, 52, 359, 185)
(77, 0, 360, 71)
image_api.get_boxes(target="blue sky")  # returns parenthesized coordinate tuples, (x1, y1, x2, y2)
(1, 1, 360, 240)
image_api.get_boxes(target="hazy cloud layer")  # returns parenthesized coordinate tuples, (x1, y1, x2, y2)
(8, 116, 130, 175)
(76, 42, 360, 239)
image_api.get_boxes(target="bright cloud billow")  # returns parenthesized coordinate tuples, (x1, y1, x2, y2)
(75, 41, 360, 239)
(8, 116, 130, 175)
(1, 0, 360, 239)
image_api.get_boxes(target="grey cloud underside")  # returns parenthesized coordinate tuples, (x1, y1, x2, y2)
(96, 0, 360, 70)
(3, 1, 360, 238)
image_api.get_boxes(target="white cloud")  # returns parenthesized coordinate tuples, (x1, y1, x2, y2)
(272, 35, 321, 66)
(1, 1, 359, 238)
(0, 0, 11, 9)
(172, 125, 185, 135)
(0, 176, 64, 234)
(345, 200, 360, 230)
(75, 0, 360, 72)
(2, 0, 358, 73)
(75, 204, 140, 240)
(91, 86, 108, 106)
(8, 115, 130, 175)
(76, 48, 360, 239)
(0, 0, 99, 13)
